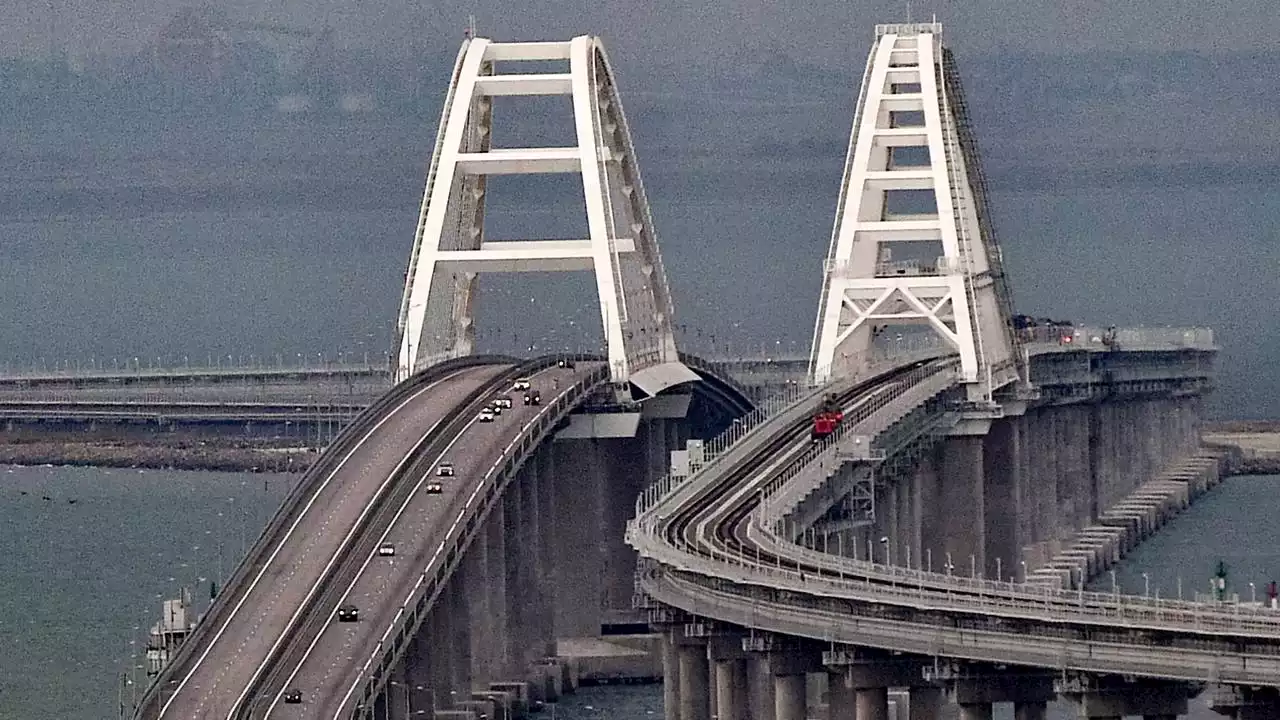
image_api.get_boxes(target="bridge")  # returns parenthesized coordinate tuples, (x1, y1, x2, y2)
(119, 24, 1254, 720)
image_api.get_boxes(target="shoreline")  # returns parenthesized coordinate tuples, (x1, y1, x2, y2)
(0, 440, 317, 474)
(0, 424, 1276, 478)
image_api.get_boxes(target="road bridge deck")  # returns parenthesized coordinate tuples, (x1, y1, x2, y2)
(262, 363, 603, 718)
(150, 363, 508, 720)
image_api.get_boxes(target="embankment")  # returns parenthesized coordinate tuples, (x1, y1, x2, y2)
(0, 436, 316, 473)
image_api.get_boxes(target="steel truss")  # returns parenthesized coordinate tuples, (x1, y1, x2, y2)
(809, 23, 1021, 402)
(394, 35, 694, 398)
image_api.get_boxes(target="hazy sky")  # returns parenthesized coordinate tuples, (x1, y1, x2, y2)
(1, 2, 1278, 418)
(7, 0, 1280, 60)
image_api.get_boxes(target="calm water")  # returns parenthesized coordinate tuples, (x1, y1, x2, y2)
(0, 465, 1276, 719)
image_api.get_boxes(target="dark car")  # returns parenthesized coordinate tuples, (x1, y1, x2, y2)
(337, 604, 359, 622)
(284, 689, 303, 704)
(523, 390, 541, 406)
(557, 358, 575, 369)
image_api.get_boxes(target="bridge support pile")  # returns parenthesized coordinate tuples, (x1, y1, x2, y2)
(371, 414, 687, 718)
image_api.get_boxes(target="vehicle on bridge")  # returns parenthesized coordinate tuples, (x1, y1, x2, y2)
(437, 462, 454, 477)
(478, 409, 496, 422)
(337, 605, 359, 622)
(524, 390, 541, 406)
(557, 358, 575, 369)
(490, 403, 504, 415)
(811, 394, 844, 442)
(513, 378, 531, 392)
(283, 689, 302, 704)
(493, 395, 513, 409)
(377, 542, 396, 557)
(425, 481, 443, 494)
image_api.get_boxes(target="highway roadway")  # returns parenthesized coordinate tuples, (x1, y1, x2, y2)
(151, 362, 510, 720)
(256, 362, 604, 718)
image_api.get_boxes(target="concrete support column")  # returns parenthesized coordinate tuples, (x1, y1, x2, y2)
(661, 633, 681, 720)
(550, 439, 606, 638)
(910, 687, 942, 720)
(601, 436, 648, 620)
(1013, 701, 1048, 720)
(957, 703, 992, 720)
(678, 644, 711, 720)
(503, 472, 526, 675)
(485, 495, 510, 679)
(826, 671, 855, 720)
(773, 674, 806, 720)
(855, 687, 888, 720)
(935, 436, 985, 572)
(532, 446, 556, 639)
(713, 659, 747, 720)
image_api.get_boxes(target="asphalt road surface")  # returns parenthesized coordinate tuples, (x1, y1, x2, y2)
(265, 363, 601, 718)
(156, 363, 508, 720)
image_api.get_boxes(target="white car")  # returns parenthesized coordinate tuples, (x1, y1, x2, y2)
(489, 404, 503, 416)
(512, 378, 531, 392)
(436, 463, 454, 477)
(478, 410, 495, 423)
(493, 396, 513, 409)
(377, 543, 396, 557)
(425, 482, 443, 494)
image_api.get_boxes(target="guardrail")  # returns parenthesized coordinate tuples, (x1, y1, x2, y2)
(132, 355, 515, 720)
(641, 566, 1280, 686)
(346, 357, 612, 716)
(1022, 326, 1215, 354)
(633, 348, 955, 523)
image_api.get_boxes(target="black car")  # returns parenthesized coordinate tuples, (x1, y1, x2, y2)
(337, 604, 359, 622)
(523, 391, 541, 406)
(284, 689, 303, 704)
(557, 358, 575, 369)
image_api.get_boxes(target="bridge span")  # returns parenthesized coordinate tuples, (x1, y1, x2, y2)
(122, 21, 1259, 720)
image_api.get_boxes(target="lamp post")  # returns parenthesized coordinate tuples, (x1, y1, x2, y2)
(1142, 572, 1150, 599)
(1020, 560, 1028, 584)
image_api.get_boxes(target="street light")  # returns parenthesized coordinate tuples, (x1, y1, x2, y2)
(878, 536, 889, 566)
(1142, 572, 1150, 599)
(1020, 560, 1028, 584)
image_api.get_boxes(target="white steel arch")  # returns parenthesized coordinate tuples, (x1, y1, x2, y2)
(809, 23, 1023, 401)
(394, 35, 695, 397)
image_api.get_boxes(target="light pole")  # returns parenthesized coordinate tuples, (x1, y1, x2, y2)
(1250, 582, 1257, 604)
(1142, 572, 1150, 599)
(878, 536, 889, 566)
(1020, 560, 1028, 584)
(996, 557, 1002, 583)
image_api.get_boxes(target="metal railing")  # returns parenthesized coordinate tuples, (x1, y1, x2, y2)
(347, 361, 611, 714)
(633, 346, 955, 522)
(641, 566, 1280, 686)
(1021, 326, 1216, 354)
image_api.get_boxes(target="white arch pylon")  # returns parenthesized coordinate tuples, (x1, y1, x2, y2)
(393, 35, 696, 398)
(808, 22, 1023, 402)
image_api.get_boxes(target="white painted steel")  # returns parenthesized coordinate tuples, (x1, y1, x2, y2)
(808, 23, 1016, 401)
(394, 35, 684, 396)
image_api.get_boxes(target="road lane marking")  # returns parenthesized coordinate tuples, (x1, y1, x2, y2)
(330, 366, 590, 717)
(230, 368, 506, 719)
(158, 367, 476, 719)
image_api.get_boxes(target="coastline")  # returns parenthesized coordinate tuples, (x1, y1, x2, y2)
(1203, 423, 1280, 476)
(0, 421, 1275, 478)
(0, 439, 316, 474)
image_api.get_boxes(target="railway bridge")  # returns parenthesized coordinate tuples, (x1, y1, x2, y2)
(122, 23, 1247, 720)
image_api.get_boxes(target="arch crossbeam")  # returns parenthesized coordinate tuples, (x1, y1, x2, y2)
(809, 23, 1023, 402)
(394, 35, 694, 398)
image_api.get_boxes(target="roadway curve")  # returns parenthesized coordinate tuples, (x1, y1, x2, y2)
(630, 359, 1280, 686)
(252, 361, 609, 718)
(135, 357, 518, 720)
